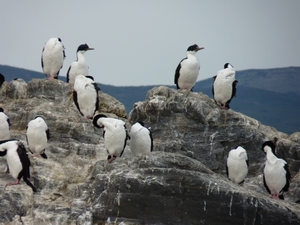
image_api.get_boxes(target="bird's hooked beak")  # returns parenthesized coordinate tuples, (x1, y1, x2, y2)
(88, 47, 95, 51)
(196, 46, 204, 52)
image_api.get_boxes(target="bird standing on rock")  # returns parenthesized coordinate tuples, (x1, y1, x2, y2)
(174, 44, 204, 91)
(73, 75, 99, 120)
(41, 37, 66, 80)
(26, 116, 49, 159)
(212, 63, 237, 109)
(129, 121, 153, 156)
(93, 114, 128, 163)
(0, 139, 37, 192)
(226, 146, 248, 185)
(262, 140, 291, 200)
(66, 43, 94, 84)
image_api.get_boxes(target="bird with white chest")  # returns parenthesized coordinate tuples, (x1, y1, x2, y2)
(174, 44, 204, 91)
(0, 139, 36, 192)
(73, 75, 99, 120)
(41, 37, 66, 80)
(226, 146, 248, 185)
(0, 108, 11, 141)
(26, 116, 49, 159)
(262, 140, 291, 200)
(66, 43, 94, 84)
(212, 63, 237, 109)
(129, 121, 153, 156)
(93, 114, 128, 163)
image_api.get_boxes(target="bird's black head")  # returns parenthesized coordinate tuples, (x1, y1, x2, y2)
(224, 63, 233, 69)
(77, 43, 94, 52)
(262, 141, 276, 154)
(93, 114, 107, 128)
(58, 37, 62, 42)
(0, 107, 4, 112)
(187, 44, 203, 52)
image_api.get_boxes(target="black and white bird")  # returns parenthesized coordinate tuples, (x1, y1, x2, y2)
(66, 43, 94, 84)
(93, 114, 128, 163)
(0, 108, 11, 141)
(0, 139, 37, 192)
(212, 63, 238, 109)
(174, 44, 204, 91)
(41, 37, 66, 80)
(226, 146, 249, 185)
(73, 75, 100, 119)
(129, 121, 153, 156)
(262, 141, 291, 200)
(26, 116, 49, 159)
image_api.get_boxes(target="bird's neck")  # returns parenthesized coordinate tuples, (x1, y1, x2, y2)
(266, 150, 278, 164)
(76, 52, 86, 62)
(186, 51, 197, 58)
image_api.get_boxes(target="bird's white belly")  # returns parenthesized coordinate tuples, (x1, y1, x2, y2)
(228, 160, 248, 184)
(105, 129, 126, 156)
(77, 88, 97, 118)
(264, 166, 286, 194)
(214, 78, 234, 104)
(178, 59, 199, 90)
(0, 123, 10, 140)
(27, 130, 47, 154)
(7, 150, 22, 179)
(130, 132, 151, 156)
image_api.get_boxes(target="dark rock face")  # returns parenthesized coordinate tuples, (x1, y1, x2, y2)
(0, 82, 299, 224)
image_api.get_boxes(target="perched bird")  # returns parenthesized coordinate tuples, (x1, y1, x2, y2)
(93, 114, 128, 163)
(73, 75, 100, 119)
(262, 141, 291, 200)
(41, 37, 66, 80)
(66, 43, 94, 84)
(226, 146, 249, 185)
(0, 73, 5, 88)
(129, 121, 153, 156)
(0, 139, 37, 192)
(174, 44, 204, 91)
(0, 108, 11, 140)
(212, 63, 238, 109)
(26, 116, 49, 159)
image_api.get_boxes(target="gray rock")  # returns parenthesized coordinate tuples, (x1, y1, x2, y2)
(0, 83, 299, 224)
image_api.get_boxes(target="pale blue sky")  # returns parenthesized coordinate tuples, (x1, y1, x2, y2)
(0, 1, 299, 86)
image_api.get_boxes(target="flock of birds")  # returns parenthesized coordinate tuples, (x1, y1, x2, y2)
(0, 38, 291, 200)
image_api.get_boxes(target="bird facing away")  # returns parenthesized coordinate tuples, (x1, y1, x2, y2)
(129, 121, 153, 156)
(73, 75, 100, 119)
(66, 43, 94, 84)
(0, 139, 37, 192)
(93, 114, 128, 163)
(212, 63, 238, 109)
(26, 116, 49, 159)
(174, 44, 204, 91)
(0, 108, 11, 141)
(226, 146, 249, 185)
(262, 141, 291, 200)
(41, 37, 66, 80)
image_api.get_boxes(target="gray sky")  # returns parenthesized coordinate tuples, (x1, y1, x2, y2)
(1, 1, 299, 86)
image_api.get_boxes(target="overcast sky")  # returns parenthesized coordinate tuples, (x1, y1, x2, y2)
(0, 1, 299, 86)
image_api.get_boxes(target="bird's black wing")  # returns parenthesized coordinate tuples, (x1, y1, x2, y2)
(231, 80, 238, 98)
(93, 83, 100, 114)
(119, 125, 128, 157)
(41, 48, 45, 70)
(66, 66, 71, 83)
(225, 162, 229, 178)
(149, 129, 154, 152)
(212, 75, 217, 97)
(73, 91, 83, 116)
(174, 58, 186, 89)
(46, 128, 50, 140)
(282, 163, 291, 192)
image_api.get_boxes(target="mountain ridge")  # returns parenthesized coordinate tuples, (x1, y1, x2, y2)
(0, 64, 299, 134)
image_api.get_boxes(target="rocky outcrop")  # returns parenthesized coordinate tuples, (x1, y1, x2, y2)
(0, 81, 299, 224)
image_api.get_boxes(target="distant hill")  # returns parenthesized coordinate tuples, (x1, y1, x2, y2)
(1, 64, 300, 134)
